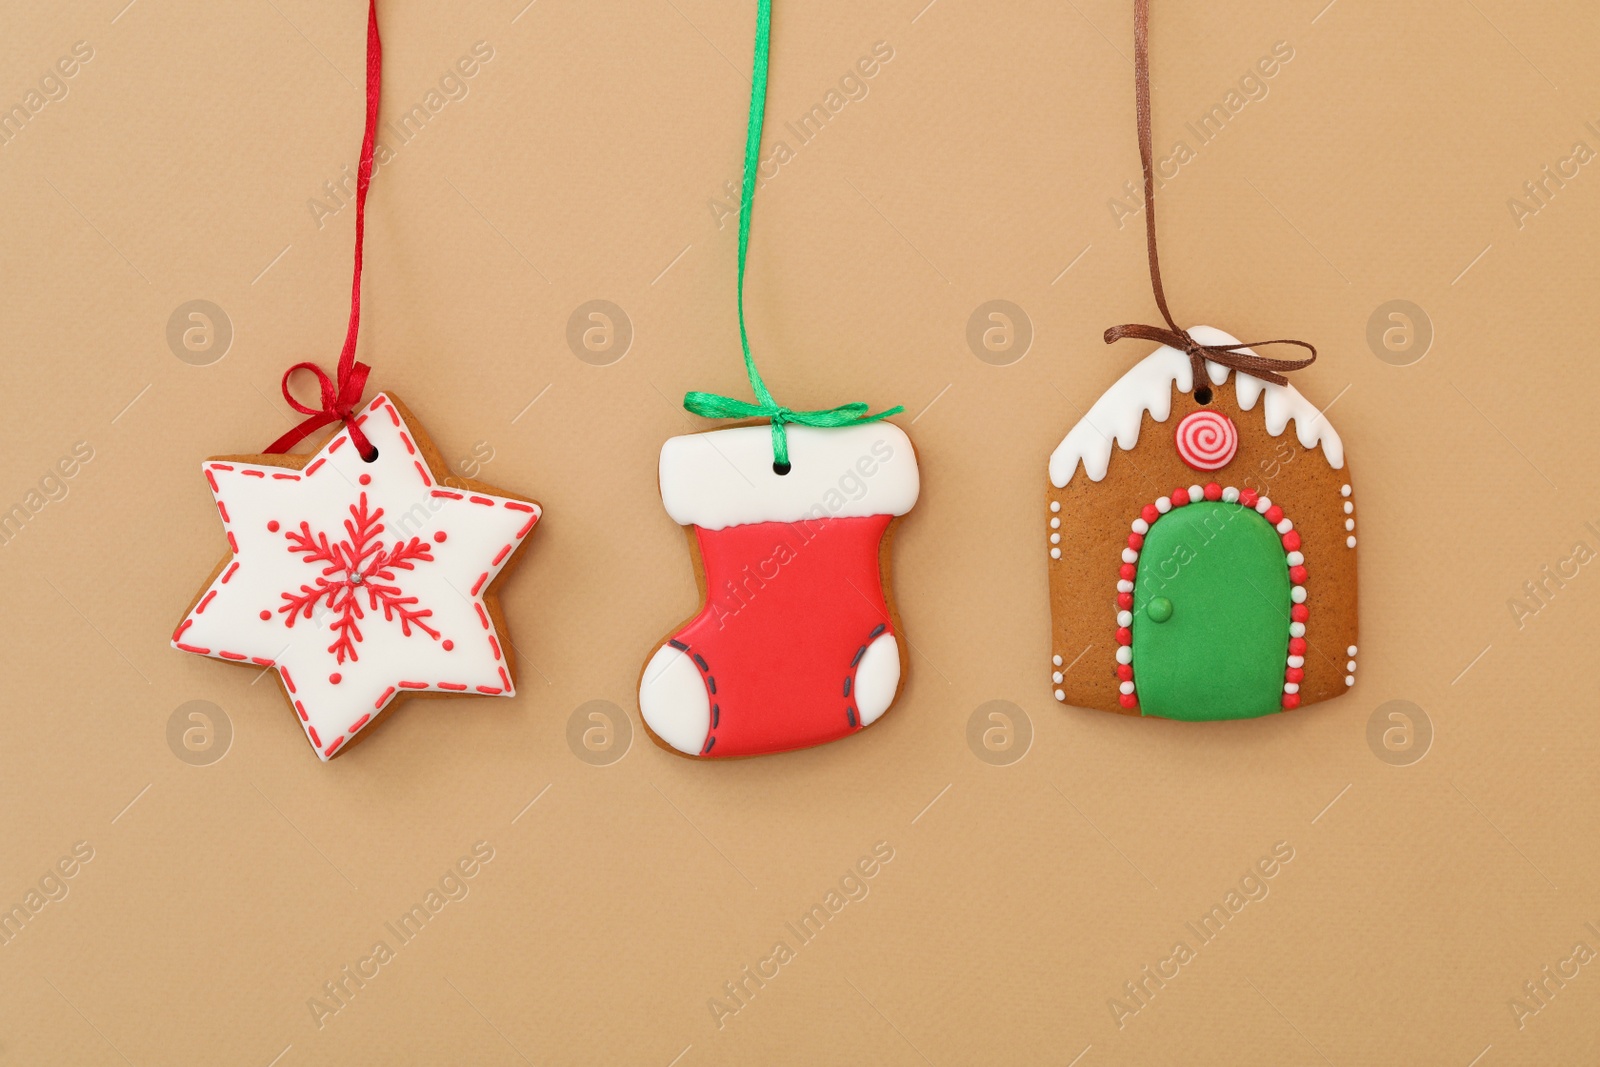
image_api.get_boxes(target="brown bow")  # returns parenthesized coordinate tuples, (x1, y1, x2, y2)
(1105, 0, 1316, 390)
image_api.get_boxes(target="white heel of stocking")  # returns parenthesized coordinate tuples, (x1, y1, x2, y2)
(639, 645, 711, 755)
(853, 633, 901, 727)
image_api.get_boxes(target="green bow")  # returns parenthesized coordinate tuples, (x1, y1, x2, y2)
(683, 393, 903, 470)
(682, 0, 901, 470)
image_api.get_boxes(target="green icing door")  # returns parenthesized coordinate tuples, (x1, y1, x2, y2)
(1131, 501, 1290, 721)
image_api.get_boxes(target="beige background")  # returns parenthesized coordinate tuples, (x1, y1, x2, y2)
(3, 0, 1598, 1062)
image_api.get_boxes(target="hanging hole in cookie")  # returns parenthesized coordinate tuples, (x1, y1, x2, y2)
(1193, 386, 1212, 405)
(772, 460, 792, 476)
(360, 445, 380, 463)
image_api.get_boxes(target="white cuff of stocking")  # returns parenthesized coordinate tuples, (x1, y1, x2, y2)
(659, 422, 920, 530)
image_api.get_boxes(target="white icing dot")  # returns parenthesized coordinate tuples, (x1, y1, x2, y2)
(1050, 547, 1061, 559)
(1054, 689, 1066, 701)
(1287, 551, 1304, 566)
(1291, 585, 1307, 603)
(1345, 519, 1356, 532)
(1276, 519, 1293, 534)
(1340, 484, 1351, 497)
(1050, 517, 1061, 529)
(1346, 660, 1357, 672)
(1346, 536, 1357, 548)
(1289, 622, 1306, 637)
(1346, 645, 1357, 656)
(1343, 501, 1354, 514)
(1255, 496, 1272, 514)
(1117, 580, 1134, 593)
(1222, 486, 1240, 503)
(1122, 547, 1139, 563)
(1344, 675, 1355, 686)
(1132, 518, 1150, 535)
(1116, 646, 1133, 665)
(1284, 682, 1300, 694)
(1188, 485, 1203, 501)
(1050, 501, 1061, 513)
(1053, 671, 1064, 684)
(1156, 497, 1172, 514)
(1117, 610, 1133, 627)
(1119, 681, 1135, 695)
(1287, 655, 1305, 668)
(1051, 533, 1061, 544)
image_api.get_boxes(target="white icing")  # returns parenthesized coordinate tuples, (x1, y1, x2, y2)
(1048, 325, 1345, 487)
(659, 422, 919, 530)
(639, 645, 711, 755)
(853, 633, 900, 726)
(173, 393, 539, 761)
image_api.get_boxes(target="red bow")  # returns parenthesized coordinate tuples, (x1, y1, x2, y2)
(268, 359, 375, 458)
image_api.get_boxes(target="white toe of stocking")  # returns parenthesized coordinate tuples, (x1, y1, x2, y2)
(639, 645, 711, 755)
(854, 633, 901, 727)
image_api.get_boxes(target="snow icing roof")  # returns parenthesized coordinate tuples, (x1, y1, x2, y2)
(1048, 325, 1345, 488)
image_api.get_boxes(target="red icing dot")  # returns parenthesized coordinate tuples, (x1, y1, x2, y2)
(1171, 487, 1189, 506)
(259, 610, 271, 621)
(1281, 693, 1301, 710)
(1141, 504, 1160, 524)
(1281, 530, 1302, 552)
(1115, 627, 1132, 646)
(359, 473, 372, 486)
(1289, 637, 1308, 655)
(1203, 482, 1222, 501)
(442, 639, 454, 651)
(1240, 487, 1259, 508)
(1128, 533, 1144, 550)
(1289, 565, 1309, 583)
(1265, 505, 1284, 525)
(329, 673, 342, 685)
(1119, 693, 1138, 709)
(1116, 664, 1133, 681)
(1119, 563, 1137, 581)
(433, 531, 447, 543)
(1117, 592, 1134, 610)
(1286, 667, 1305, 683)
(1292, 604, 1310, 623)
(267, 520, 280, 533)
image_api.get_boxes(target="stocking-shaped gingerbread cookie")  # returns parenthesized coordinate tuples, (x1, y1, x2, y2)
(640, 423, 919, 757)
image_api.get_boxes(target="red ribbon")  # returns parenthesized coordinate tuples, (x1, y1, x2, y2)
(266, 0, 383, 460)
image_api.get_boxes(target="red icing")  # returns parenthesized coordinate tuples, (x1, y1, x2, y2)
(267, 520, 280, 532)
(259, 610, 272, 621)
(434, 531, 447, 542)
(1240, 487, 1259, 508)
(667, 515, 895, 758)
(1289, 565, 1308, 583)
(359, 473, 371, 485)
(1291, 604, 1309, 622)
(1281, 693, 1300, 709)
(1171, 487, 1189, 506)
(1288, 637, 1307, 655)
(1117, 592, 1133, 610)
(1265, 505, 1284, 524)
(1203, 482, 1222, 501)
(1282, 530, 1302, 552)
(330, 673, 342, 684)
(1141, 504, 1160, 524)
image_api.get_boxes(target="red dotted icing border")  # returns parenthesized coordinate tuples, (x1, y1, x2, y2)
(172, 394, 539, 759)
(1112, 481, 1308, 713)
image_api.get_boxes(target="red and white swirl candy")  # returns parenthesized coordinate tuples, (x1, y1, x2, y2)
(1174, 409, 1238, 471)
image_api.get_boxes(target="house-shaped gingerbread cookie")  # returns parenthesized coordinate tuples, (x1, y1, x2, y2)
(1046, 326, 1358, 721)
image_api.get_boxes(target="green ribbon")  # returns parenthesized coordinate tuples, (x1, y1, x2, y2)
(682, 0, 902, 471)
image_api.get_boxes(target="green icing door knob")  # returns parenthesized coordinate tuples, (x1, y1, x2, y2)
(1145, 596, 1173, 623)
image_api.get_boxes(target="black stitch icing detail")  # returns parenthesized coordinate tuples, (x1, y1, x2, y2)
(693, 653, 709, 672)
(669, 639, 688, 651)
(847, 707, 857, 727)
(703, 736, 716, 754)
(712, 704, 720, 728)
(870, 623, 886, 638)
(851, 645, 866, 668)
(707, 676, 716, 695)
(843, 677, 852, 697)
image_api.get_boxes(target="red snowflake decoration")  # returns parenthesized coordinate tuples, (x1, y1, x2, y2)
(277, 492, 441, 663)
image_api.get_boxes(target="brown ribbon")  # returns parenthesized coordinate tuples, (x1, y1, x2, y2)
(1105, 0, 1316, 390)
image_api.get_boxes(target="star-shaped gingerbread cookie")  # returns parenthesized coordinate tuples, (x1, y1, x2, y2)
(171, 393, 540, 760)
